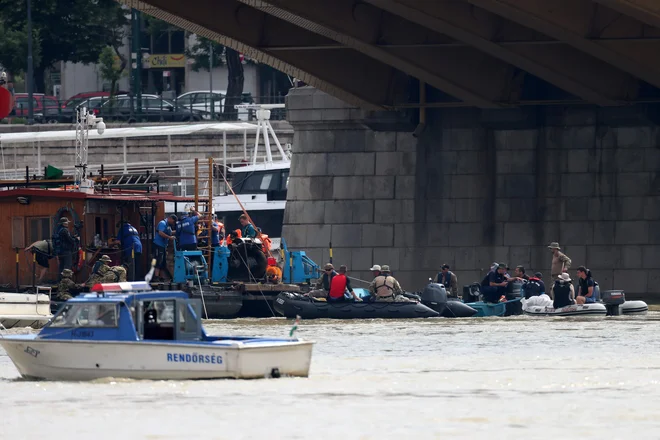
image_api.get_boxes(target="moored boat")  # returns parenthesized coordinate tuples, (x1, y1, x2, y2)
(0, 290, 53, 329)
(0, 282, 313, 381)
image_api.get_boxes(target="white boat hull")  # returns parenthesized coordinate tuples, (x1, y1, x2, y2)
(0, 293, 52, 329)
(0, 337, 313, 381)
(523, 302, 607, 317)
(620, 300, 648, 315)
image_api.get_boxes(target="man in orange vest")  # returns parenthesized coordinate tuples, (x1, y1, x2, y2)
(328, 265, 362, 302)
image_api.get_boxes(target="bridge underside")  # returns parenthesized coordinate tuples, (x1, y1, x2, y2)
(123, 0, 660, 110)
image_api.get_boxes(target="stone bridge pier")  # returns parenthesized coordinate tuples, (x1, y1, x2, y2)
(283, 87, 660, 300)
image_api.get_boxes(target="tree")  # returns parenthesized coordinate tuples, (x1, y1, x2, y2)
(186, 36, 245, 120)
(184, 36, 224, 73)
(0, 0, 128, 92)
(0, 21, 41, 78)
(98, 46, 124, 96)
(223, 48, 244, 120)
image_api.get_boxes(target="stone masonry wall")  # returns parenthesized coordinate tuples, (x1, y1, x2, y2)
(284, 87, 660, 300)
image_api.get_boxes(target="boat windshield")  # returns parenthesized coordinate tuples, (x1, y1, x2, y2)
(232, 170, 288, 195)
(49, 303, 118, 328)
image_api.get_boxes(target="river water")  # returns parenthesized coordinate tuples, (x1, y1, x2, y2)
(2, 315, 660, 439)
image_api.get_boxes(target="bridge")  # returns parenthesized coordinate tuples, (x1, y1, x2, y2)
(125, 0, 660, 299)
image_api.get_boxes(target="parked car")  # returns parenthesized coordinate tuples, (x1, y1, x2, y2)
(97, 95, 204, 122)
(12, 93, 60, 123)
(176, 90, 252, 120)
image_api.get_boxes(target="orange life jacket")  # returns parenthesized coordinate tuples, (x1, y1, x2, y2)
(261, 233, 272, 254)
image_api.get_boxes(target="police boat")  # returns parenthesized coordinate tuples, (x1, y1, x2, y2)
(0, 282, 313, 381)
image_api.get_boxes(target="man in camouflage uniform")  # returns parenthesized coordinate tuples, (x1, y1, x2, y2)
(548, 242, 572, 280)
(87, 255, 127, 287)
(55, 269, 82, 301)
(369, 265, 412, 302)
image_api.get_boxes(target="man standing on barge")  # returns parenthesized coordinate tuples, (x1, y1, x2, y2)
(548, 242, 571, 280)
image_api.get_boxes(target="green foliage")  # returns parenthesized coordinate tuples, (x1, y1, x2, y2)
(185, 36, 225, 72)
(0, 0, 128, 89)
(0, 21, 41, 76)
(98, 46, 124, 95)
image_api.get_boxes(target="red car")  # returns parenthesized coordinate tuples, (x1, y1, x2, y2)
(12, 93, 60, 122)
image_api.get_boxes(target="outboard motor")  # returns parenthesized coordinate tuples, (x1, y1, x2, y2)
(601, 290, 625, 316)
(462, 283, 481, 303)
(420, 282, 448, 314)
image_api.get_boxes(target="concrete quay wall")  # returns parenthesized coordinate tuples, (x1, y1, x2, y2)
(0, 122, 293, 172)
(283, 87, 660, 300)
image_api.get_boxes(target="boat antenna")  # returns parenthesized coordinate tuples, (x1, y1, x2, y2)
(234, 103, 288, 164)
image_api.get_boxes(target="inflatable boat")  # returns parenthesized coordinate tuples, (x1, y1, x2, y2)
(620, 300, 648, 315)
(273, 291, 440, 319)
(418, 283, 478, 317)
(523, 302, 608, 317)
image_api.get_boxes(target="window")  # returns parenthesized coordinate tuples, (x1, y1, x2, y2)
(280, 170, 289, 190)
(50, 303, 118, 328)
(93, 215, 113, 242)
(260, 174, 273, 190)
(241, 172, 279, 192)
(177, 94, 195, 107)
(45, 98, 59, 108)
(27, 217, 51, 246)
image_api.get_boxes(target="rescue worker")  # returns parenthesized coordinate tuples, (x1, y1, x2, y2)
(369, 265, 403, 302)
(266, 257, 283, 284)
(115, 220, 142, 281)
(87, 255, 126, 286)
(306, 263, 337, 298)
(153, 214, 177, 281)
(239, 214, 257, 239)
(370, 264, 381, 278)
(481, 263, 508, 303)
(522, 272, 544, 299)
(24, 239, 54, 284)
(55, 269, 82, 301)
(534, 272, 546, 293)
(328, 265, 361, 302)
(508, 265, 530, 282)
(548, 242, 572, 280)
(576, 266, 598, 304)
(52, 217, 76, 278)
(436, 264, 458, 297)
(551, 272, 575, 309)
(176, 209, 203, 251)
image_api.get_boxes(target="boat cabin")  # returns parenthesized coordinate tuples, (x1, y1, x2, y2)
(0, 188, 191, 287)
(40, 283, 204, 342)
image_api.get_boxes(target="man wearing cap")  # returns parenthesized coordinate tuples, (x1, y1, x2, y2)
(55, 269, 83, 301)
(369, 265, 403, 302)
(481, 263, 508, 303)
(370, 264, 381, 278)
(52, 217, 76, 278)
(306, 263, 337, 299)
(548, 242, 571, 280)
(153, 214, 177, 281)
(436, 264, 458, 297)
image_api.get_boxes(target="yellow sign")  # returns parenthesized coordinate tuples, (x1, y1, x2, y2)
(146, 54, 186, 69)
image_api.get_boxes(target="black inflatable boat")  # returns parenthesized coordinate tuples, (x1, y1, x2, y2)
(273, 283, 478, 319)
(273, 292, 439, 319)
(418, 283, 479, 318)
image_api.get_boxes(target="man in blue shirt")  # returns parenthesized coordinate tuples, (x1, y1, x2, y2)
(116, 221, 143, 281)
(176, 209, 204, 251)
(481, 263, 508, 303)
(239, 214, 257, 238)
(153, 214, 177, 281)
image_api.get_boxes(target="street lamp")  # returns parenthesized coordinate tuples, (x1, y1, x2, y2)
(75, 106, 105, 189)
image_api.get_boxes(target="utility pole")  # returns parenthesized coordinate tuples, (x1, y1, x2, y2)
(26, 0, 34, 125)
(131, 9, 143, 120)
(209, 42, 214, 119)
